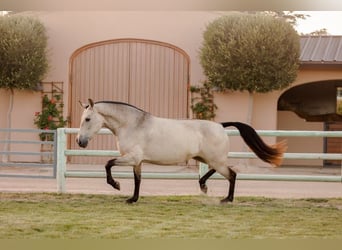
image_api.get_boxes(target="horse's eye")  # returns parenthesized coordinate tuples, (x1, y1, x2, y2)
(85, 118, 91, 122)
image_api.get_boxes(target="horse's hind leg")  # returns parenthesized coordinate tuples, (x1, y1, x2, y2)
(199, 169, 216, 194)
(105, 159, 120, 190)
(126, 164, 142, 204)
(220, 167, 237, 203)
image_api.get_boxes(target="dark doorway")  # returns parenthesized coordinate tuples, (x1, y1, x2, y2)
(278, 80, 342, 122)
(278, 80, 342, 167)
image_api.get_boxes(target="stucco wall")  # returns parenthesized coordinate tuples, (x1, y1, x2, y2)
(294, 66, 342, 84)
(0, 89, 41, 162)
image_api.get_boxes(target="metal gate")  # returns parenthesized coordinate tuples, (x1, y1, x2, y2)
(69, 38, 190, 164)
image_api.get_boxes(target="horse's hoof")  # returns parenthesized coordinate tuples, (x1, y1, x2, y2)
(126, 197, 138, 204)
(220, 197, 233, 204)
(107, 178, 120, 190)
(200, 184, 208, 194)
(114, 181, 120, 190)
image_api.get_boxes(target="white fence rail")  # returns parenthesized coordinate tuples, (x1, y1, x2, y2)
(0, 129, 57, 178)
(56, 128, 342, 193)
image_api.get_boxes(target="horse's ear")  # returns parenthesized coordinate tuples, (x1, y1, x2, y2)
(88, 99, 94, 108)
(79, 100, 88, 109)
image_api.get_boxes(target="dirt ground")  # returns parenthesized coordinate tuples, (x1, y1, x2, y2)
(0, 164, 341, 199)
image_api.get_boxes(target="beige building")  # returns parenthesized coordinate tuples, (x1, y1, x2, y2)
(1, 12, 341, 166)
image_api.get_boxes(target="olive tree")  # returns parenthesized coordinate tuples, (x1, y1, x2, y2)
(0, 15, 48, 162)
(200, 13, 300, 123)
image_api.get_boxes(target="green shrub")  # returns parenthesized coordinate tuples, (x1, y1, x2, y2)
(200, 13, 300, 93)
(0, 15, 48, 90)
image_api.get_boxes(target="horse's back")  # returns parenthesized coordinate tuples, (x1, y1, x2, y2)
(147, 117, 229, 165)
(152, 117, 224, 139)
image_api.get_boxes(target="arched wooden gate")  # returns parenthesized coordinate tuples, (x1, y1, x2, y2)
(69, 38, 190, 164)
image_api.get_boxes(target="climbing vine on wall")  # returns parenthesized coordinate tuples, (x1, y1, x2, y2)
(34, 94, 68, 141)
(190, 81, 217, 120)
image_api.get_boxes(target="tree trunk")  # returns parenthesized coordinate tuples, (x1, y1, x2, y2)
(2, 89, 14, 163)
(240, 91, 254, 166)
(246, 91, 254, 125)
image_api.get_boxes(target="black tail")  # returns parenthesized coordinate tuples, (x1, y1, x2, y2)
(221, 122, 287, 166)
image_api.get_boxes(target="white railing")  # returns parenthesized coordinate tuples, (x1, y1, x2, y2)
(56, 128, 342, 193)
(0, 128, 57, 178)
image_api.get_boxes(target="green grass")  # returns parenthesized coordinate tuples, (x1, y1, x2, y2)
(0, 193, 341, 239)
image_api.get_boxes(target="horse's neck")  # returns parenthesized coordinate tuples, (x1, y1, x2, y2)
(96, 103, 146, 134)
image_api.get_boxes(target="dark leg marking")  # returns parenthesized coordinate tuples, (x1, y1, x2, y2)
(105, 159, 120, 190)
(199, 169, 216, 194)
(220, 167, 237, 203)
(126, 166, 141, 204)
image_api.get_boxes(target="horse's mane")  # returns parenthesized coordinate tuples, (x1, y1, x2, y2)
(95, 101, 147, 114)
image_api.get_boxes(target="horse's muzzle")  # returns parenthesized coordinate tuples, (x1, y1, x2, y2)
(76, 136, 88, 148)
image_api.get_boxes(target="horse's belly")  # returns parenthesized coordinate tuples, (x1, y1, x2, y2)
(143, 142, 198, 165)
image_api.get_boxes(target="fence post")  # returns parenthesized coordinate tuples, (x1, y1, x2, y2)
(56, 128, 67, 193)
(52, 130, 58, 178)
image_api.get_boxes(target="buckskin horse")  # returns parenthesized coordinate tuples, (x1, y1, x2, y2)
(76, 99, 286, 203)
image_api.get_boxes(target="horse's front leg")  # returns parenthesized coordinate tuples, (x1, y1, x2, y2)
(126, 163, 142, 204)
(106, 153, 142, 203)
(105, 159, 121, 190)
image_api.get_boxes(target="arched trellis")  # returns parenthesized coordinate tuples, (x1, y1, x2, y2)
(68, 38, 190, 163)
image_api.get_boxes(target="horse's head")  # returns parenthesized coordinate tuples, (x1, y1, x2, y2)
(76, 99, 104, 148)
